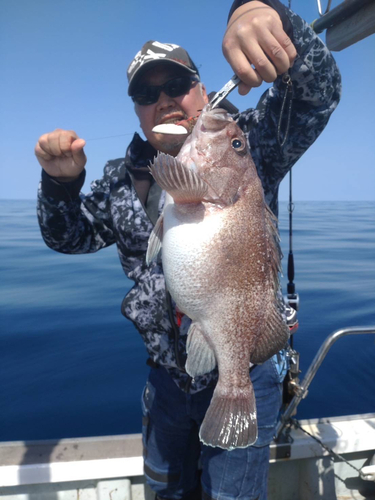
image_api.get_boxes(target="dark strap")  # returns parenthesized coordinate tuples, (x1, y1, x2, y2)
(144, 462, 180, 485)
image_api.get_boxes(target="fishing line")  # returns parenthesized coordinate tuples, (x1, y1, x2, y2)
(85, 133, 134, 142)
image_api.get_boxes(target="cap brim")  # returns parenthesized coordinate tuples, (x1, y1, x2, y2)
(128, 59, 198, 96)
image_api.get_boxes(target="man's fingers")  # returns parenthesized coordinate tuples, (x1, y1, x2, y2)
(270, 25, 297, 68)
(35, 138, 53, 161)
(238, 81, 253, 96)
(44, 130, 63, 157)
(239, 42, 278, 83)
(223, 2, 298, 91)
(46, 129, 75, 157)
(259, 32, 291, 76)
(35, 129, 86, 179)
(60, 133, 87, 168)
(36, 130, 82, 160)
(232, 30, 296, 84)
(71, 139, 87, 168)
(225, 48, 263, 89)
(59, 130, 79, 158)
(35, 130, 86, 170)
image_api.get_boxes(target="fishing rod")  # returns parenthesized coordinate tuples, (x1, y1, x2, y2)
(276, 71, 299, 320)
(281, 0, 374, 317)
(282, 0, 374, 315)
(278, 0, 375, 416)
(286, 170, 299, 313)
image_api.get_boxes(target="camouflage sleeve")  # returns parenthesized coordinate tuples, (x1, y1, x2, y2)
(37, 163, 116, 254)
(235, 6, 342, 206)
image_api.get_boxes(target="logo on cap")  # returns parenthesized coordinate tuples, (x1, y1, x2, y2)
(128, 43, 180, 76)
(127, 41, 199, 96)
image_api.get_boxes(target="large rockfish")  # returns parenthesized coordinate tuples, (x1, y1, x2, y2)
(147, 104, 289, 450)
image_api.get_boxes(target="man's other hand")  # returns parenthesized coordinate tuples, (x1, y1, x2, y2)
(223, 1, 297, 95)
(35, 129, 87, 182)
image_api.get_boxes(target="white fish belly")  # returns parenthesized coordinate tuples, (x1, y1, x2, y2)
(162, 204, 223, 317)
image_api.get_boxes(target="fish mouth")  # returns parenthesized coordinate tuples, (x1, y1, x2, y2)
(200, 106, 231, 132)
(206, 107, 230, 119)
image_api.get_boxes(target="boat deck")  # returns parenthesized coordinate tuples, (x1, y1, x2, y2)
(1, 414, 374, 500)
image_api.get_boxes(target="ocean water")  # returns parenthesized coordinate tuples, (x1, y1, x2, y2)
(0, 199, 374, 442)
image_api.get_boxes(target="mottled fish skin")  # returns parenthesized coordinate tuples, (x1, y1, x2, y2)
(148, 104, 290, 450)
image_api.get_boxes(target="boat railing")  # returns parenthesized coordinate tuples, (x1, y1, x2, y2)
(275, 325, 375, 440)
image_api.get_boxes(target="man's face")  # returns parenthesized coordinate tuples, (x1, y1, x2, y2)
(134, 65, 209, 156)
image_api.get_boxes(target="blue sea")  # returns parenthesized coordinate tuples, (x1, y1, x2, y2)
(1, 200, 374, 442)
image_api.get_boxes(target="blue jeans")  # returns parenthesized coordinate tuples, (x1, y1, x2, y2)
(142, 355, 285, 500)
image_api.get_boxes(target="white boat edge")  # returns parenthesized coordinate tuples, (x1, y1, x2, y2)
(0, 413, 374, 499)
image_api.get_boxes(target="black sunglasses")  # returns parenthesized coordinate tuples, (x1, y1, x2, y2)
(131, 76, 199, 106)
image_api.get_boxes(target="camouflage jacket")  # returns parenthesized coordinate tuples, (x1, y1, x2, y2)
(37, 7, 341, 393)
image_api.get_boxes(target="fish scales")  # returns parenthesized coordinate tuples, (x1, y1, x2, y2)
(147, 105, 289, 450)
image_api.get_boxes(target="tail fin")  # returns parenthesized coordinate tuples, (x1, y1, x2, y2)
(199, 381, 257, 450)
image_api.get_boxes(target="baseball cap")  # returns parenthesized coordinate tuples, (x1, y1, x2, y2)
(127, 41, 200, 96)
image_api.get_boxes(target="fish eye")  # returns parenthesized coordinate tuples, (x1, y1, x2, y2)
(231, 137, 246, 154)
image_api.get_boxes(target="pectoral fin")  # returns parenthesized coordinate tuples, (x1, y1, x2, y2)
(149, 153, 209, 204)
(146, 214, 163, 265)
(185, 322, 216, 377)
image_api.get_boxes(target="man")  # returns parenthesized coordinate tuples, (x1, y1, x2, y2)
(35, 1, 341, 499)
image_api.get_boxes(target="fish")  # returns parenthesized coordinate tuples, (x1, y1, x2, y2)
(146, 104, 290, 450)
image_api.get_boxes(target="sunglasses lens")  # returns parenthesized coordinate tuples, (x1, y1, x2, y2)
(133, 86, 159, 105)
(164, 77, 192, 98)
(132, 77, 197, 105)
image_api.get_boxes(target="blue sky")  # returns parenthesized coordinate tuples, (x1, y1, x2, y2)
(0, 0, 374, 201)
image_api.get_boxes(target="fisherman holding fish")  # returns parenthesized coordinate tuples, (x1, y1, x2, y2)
(35, 1, 341, 499)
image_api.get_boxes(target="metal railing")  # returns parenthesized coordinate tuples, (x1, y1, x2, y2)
(275, 326, 375, 439)
(311, 0, 373, 33)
